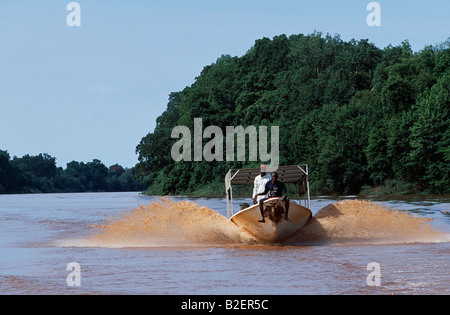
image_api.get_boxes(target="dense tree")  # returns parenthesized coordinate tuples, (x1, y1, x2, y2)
(408, 73, 450, 193)
(0, 153, 143, 194)
(0, 150, 25, 193)
(130, 33, 449, 195)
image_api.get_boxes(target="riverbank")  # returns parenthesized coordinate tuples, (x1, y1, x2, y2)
(142, 179, 449, 199)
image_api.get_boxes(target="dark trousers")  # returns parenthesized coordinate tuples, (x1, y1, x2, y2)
(259, 197, 290, 220)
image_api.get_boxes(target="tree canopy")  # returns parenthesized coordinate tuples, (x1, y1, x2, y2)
(0, 151, 143, 194)
(136, 32, 449, 195)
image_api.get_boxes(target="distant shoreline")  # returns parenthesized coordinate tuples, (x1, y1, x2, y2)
(141, 191, 450, 200)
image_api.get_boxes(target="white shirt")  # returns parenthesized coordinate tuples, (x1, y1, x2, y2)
(252, 173, 272, 202)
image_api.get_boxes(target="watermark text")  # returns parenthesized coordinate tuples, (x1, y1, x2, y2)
(171, 118, 279, 171)
(66, 262, 81, 287)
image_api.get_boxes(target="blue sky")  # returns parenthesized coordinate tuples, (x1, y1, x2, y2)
(0, 0, 449, 168)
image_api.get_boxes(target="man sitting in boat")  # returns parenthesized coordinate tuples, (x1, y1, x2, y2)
(256, 172, 290, 223)
(252, 164, 272, 205)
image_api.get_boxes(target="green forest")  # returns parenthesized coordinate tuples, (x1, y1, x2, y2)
(136, 32, 450, 196)
(0, 151, 144, 194)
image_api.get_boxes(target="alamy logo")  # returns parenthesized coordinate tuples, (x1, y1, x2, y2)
(66, 262, 81, 287)
(366, 2, 381, 27)
(366, 262, 381, 287)
(63, 3, 381, 28)
(66, 2, 81, 27)
(171, 118, 279, 171)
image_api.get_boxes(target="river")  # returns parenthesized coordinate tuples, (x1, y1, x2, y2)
(0, 192, 449, 295)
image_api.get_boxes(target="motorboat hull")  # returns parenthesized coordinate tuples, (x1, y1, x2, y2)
(230, 197, 312, 242)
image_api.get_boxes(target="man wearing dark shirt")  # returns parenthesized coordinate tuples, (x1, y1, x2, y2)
(256, 172, 290, 223)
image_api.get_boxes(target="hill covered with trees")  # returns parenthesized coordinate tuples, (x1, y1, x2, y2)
(0, 151, 143, 194)
(136, 32, 450, 196)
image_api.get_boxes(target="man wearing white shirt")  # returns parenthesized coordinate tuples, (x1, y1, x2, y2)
(252, 165, 272, 205)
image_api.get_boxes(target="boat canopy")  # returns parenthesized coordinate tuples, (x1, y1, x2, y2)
(225, 165, 311, 219)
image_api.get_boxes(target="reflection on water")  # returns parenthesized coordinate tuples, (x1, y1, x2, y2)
(0, 192, 449, 295)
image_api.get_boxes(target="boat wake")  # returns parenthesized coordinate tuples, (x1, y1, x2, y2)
(289, 200, 449, 245)
(59, 198, 256, 248)
(57, 198, 449, 248)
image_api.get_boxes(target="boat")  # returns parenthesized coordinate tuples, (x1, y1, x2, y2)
(225, 165, 312, 242)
